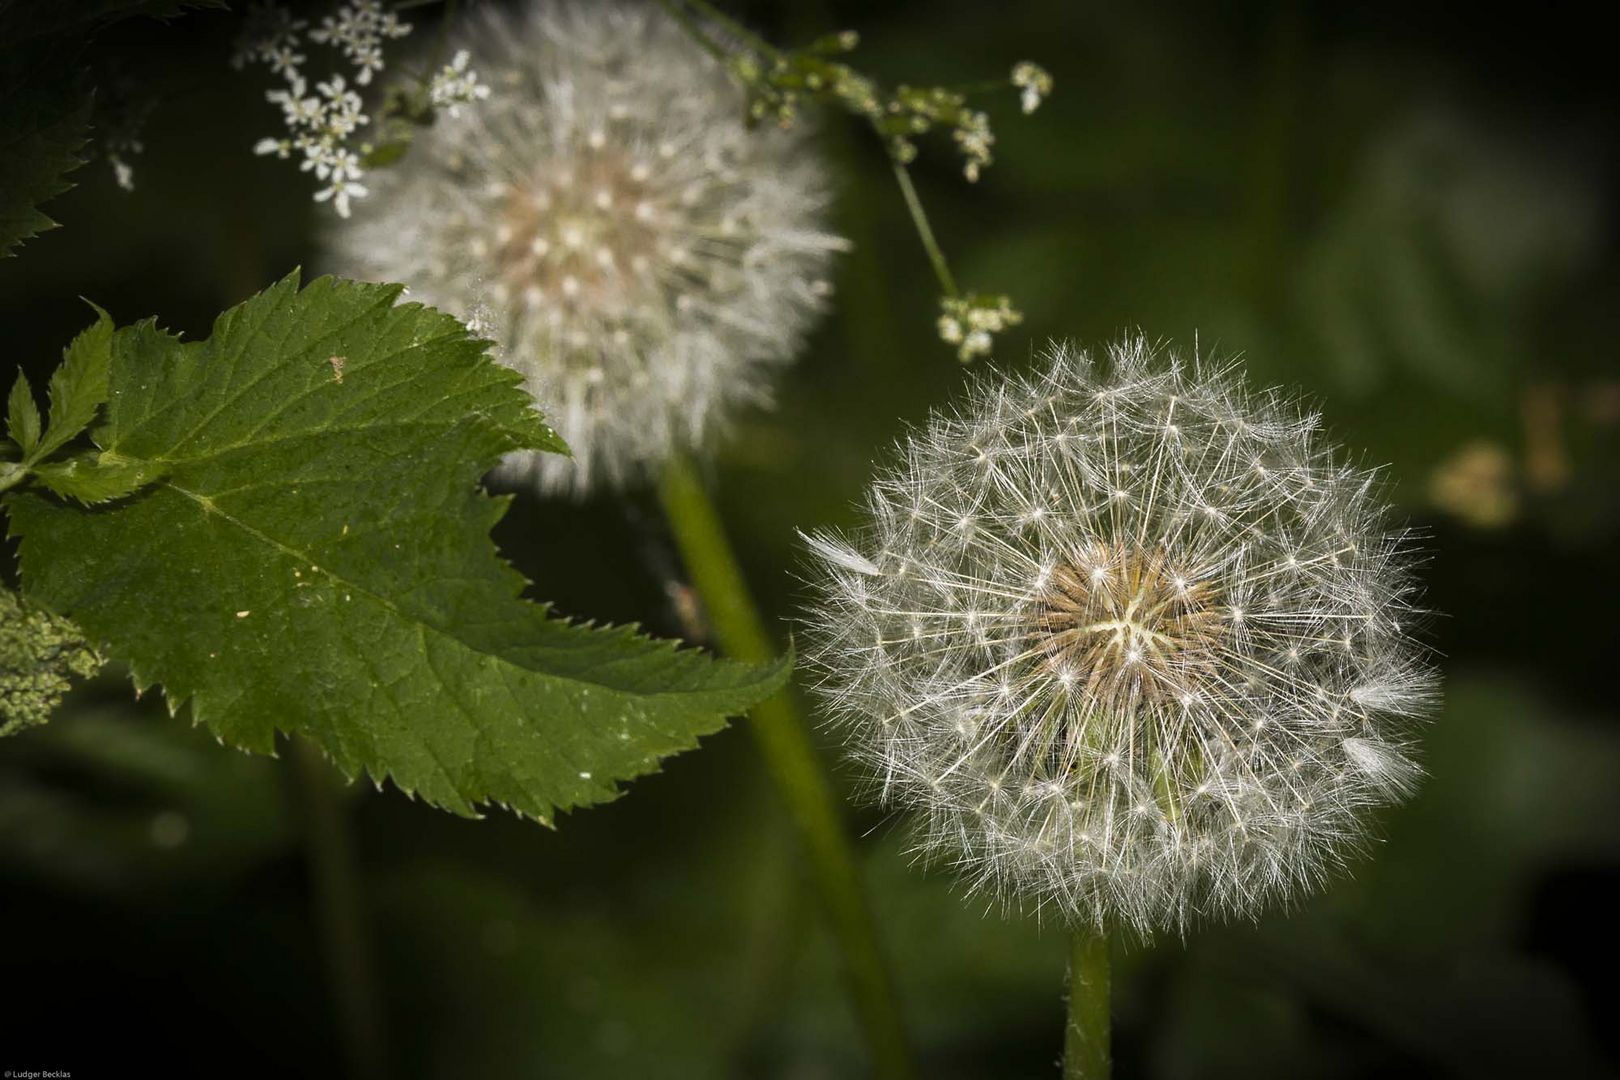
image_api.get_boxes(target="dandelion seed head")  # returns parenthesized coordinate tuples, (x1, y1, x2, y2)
(802, 337, 1439, 934)
(324, 0, 845, 494)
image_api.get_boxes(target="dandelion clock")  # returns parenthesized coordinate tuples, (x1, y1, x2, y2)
(324, 0, 846, 494)
(802, 338, 1438, 1074)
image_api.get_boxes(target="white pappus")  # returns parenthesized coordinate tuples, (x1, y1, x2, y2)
(324, 0, 847, 495)
(801, 338, 1439, 934)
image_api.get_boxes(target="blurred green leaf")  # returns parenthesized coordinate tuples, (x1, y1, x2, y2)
(0, 692, 294, 896)
(0, 47, 92, 259)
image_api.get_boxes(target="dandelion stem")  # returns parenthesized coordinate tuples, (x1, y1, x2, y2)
(889, 159, 959, 298)
(1063, 926, 1112, 1080)
(657, 454, 914, 1080)
(288, 739, 385, 1080)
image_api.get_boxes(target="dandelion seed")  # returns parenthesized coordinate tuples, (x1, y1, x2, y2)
(323, 0, 846, 495)
(802, 337, 1438, 933)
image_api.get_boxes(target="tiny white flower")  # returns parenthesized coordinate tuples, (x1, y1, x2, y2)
(954, 110, 993, 182)
(1011, 61, 1053, 115)
(938, 295, 1021, 361)
(314, 176, 368, 217)
(427, 48, 491, 118)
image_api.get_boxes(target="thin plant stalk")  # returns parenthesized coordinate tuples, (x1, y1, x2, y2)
(288, 739, 386, 1080)
(1063, 927, 1111, 1080)
(658, 0, 967, 310)
(657, 453, 913, 1080)
(889, 159, 959, 298)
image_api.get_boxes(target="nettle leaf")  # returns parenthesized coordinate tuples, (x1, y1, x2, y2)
(32, 453, 158, 505)
(7, 372, 41, 453)
(0, 47, 92, 259)
(36, 302, 113, 460)
(6, 272, 788, 822)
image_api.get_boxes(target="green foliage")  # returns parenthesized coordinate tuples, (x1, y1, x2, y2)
(7, 372, 41, 453)
(2, 305, 147, 503)
(0, 0, 225, 260)
(37, 301, 114, 457)
(0, 585, 101, 736)
(5, 272, 788, 822)
(0, 695, 295, 896)
(0, 48, 92, 259)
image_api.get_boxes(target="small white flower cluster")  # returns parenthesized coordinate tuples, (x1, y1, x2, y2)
(234, 1, 486, 218)
(953, 109, 994, 182)
(1011, 61, 1053, 115)
(229, 1, 308, 74)
(427, 50, 492, 119)
(802, 339, 1437, 933)
(254, 71, 374, 216)
(307, 0, 411, 86)
(938, 295, 1023, 362)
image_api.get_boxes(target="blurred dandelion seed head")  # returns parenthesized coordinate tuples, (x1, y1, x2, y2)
(323, 0, 846, 494)
(801, 338, 1439, 933)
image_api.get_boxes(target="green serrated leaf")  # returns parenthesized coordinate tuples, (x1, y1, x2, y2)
(32, 452, 159, 504)
(6, 271, 784, 823)
(33, 303, 113, 461)
(0, 45, 93, 259)
(7, 371, 41, 453)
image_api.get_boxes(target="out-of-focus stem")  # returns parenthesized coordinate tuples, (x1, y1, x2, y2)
(657, 454, 914, 1080)
(889, 159, 959, 298)
(1063, 926, 1112, 1080)
(678, 0, 784, 59)
(288, 739, 385, 1080)
(654, 0, 732, 65)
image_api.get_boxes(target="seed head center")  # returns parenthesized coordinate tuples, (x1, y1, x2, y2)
(494, 144, 675, 322)
(1037, 541, 1224, 704)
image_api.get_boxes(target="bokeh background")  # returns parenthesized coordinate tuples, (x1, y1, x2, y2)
(3, 1, 1617, 1077)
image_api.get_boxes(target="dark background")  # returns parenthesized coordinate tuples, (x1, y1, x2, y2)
(2, 0, 1617, 1077)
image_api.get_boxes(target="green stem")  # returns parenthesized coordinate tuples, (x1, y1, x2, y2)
(677, 0, 785, 60)
(1063, 926, 1112, 1080)
(656, 454, 914, 1080)
(288, 739, 385, 1080)
(654, 0, 733, 65)
(656, 0, 962, 312)
(889, 159, 959, 298)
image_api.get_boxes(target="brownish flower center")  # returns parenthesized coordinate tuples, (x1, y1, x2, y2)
(491, 147, 678, 323)
(1037, 541, 1225, 704)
